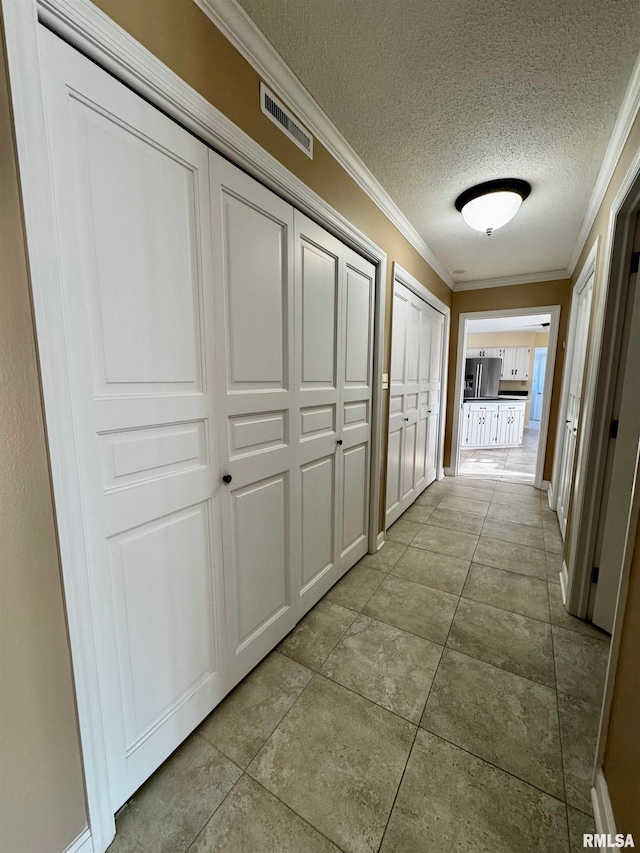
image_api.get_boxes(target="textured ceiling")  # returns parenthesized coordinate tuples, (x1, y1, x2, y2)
(237, 0, 640, 283)
(468, 314, 551, 333)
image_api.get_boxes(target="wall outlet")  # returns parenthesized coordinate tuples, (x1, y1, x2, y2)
(382, 373, 389, 390)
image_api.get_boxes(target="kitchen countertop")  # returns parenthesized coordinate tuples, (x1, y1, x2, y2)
(464, 397, 530, 402)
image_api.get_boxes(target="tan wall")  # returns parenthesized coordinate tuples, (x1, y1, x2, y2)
(0, 20, 88, 853)
(445, 280, 572, 480)
(604, 500, 640, 839)
(466, 330, 550, 424)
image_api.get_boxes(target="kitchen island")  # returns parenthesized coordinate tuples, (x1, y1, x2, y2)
(461, 398, 528, 448)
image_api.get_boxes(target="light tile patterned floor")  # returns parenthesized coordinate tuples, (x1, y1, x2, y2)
(460, 425, 540, 484)
(108, 476, 611, 853)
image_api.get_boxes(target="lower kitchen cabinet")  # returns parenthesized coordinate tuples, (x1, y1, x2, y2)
(462, 401, 526, 448)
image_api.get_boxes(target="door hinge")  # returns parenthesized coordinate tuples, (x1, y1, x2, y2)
(610, 419, 619, 439)
(631, 251, 640, 274)
(591, 566, 600, 584)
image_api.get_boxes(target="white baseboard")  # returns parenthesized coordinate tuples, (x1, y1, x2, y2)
(547, 483, 555, 508)
(541, 479, 550, 491)
(592, 768, 618, 851)
(560, 563, 569, 603)
(376, 531, 385, 550)
(63, 828, 92, 853)
(443, 467, 455, 477)
(438, 467, 445, 480)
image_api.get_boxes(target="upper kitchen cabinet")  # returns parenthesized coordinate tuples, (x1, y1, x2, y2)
(499, 346, 531, 380)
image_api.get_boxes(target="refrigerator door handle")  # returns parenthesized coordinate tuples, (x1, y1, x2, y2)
(477, 363, 483, 397)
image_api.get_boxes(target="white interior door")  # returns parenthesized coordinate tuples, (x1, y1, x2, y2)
(386, 290, 409, 521)
(556, 272, 594, 538)
(293, 212, 343, 607)
(386, 281, 443, 527)
(530, 349, 547, 422)
(337, 248, 376, 575)
(591, 218, 640, 632)
(39, 29, 227, 807)
(425, 307, 444, 482)
(209, 154, 299, 684)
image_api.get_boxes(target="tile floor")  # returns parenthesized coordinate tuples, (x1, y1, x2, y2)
(460, 424, 540, 484)
(109, 476, 611, 853)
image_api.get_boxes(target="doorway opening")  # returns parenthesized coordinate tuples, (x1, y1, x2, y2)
(450, 307, 560, 489)
(530, 347, 548, 425)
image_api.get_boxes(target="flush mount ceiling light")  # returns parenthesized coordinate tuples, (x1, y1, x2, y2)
(455, 179, 531, 236)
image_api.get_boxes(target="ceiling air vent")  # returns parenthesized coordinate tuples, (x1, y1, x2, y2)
(260, 82, 313, 158)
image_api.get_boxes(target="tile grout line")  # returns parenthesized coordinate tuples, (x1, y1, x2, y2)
(182, 768, 246, 853)
(375, 724, 419, 853)
(247, 772, 350, 853)
(546, 579, 574, 848)
(415, 724, 569, 807)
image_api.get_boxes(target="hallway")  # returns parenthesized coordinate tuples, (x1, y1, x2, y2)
(109, 476, 610, 853)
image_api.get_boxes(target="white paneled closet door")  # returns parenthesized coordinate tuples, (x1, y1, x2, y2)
(37, 26, 378, 816)
(556, 272, 594, 538)
(209, 154, 299, 683)
(386, 288, 409, 522)
(39, 29, 227, 808)
(293, 212, 375, 593)
(294, 213, 343, 608)
(425, 304, 444, 483)
(337, 248, 376, 577)
(385, 281, 442, 527)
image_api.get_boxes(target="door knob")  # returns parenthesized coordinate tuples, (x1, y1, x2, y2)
(336, 439, 343, 445)
(222, 474, 232, 484)
(404, 417, 409, 421)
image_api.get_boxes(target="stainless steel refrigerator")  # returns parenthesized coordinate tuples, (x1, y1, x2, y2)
(464, 357, 501, 399)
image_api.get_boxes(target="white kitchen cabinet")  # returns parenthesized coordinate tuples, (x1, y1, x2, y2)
(500, 346, 531, 380)
(466, 405, 494, 446)
(462, 401, 526, 448)
(466, 346, 500, 358)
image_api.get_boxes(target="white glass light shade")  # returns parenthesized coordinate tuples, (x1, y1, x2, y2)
(460, 191, 523, 235)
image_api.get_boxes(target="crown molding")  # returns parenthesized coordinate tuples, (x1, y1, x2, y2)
(453, 269, 570, 291)
(568, 50, 640, 274)
(192, 0, 455, 290)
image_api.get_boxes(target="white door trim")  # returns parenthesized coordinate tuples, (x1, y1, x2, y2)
(449, 305, 560, 490)
(548, 240, 599, 510)
(565, 148, 640, 619)
(392, 263, 450, 484)
(0, 0, 387, 847)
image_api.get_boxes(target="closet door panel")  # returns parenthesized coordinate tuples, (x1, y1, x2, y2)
(223, 198, 287, 389)
(39, 29, 226, 808)
(210, 153, 298, 681)
(386, 291, 409, 524)
(294, 213, 342, 608)
(341, 442, 368, 556)
(337, 251, 375, 573)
